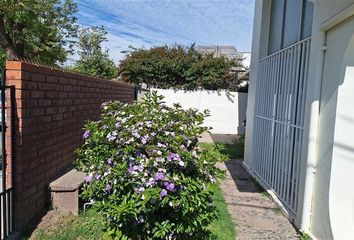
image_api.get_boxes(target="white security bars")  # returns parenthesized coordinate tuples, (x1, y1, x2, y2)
(252, 38, 311, 217)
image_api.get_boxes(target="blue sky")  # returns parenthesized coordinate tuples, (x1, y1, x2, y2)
(75, 0, 255, 63)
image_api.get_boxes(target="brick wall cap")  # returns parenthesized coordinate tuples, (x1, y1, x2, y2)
(6, 61, 135, 87)
(49, 169, 86, 191)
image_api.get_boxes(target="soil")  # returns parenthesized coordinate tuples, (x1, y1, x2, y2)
(28, 210, 75, 239)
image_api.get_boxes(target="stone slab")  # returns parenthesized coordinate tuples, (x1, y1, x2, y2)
(49, 169, 86, 192)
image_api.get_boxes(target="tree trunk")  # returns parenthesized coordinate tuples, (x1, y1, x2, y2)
(0, 14, 18, 60)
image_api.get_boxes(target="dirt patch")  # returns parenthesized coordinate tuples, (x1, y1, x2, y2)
(28, 210, 76, 240)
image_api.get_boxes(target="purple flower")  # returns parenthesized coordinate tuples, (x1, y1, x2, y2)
(154, 172, 165, 181)
(107, 158, 113, 166)
(168, 231, 175, 240)
(105, 184, 111, 193)
(167, 183, 175, 191)
(135, 187, 145, 194)
(179, 185, 185, 191)
(157, 143, 167, 148)
(141, 136, 148, 144)
(164, 182, 175, 191)
(135, 149, 142, 157)
(83, 130, 90, 139)
(160, 189, 167, 197)
(115, 122, 121, 128)
(107, 131, 117, 142)
(156, 157, 164, 162)
(147, 178, 156, 187)
(167, 153, 181, 161)
(137, 164, 144, 172)
(128, 166, 134, 174)
(132, 130, 140, 138)
(95, 174, 101, 180)
(152, 149, 163, 156)
(180, 144, 188, 152)
(84, 175, 92, 183)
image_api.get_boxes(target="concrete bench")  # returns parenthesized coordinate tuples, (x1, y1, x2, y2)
(49, 169, 86, 215)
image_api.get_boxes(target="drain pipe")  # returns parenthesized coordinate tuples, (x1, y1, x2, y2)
(300, 31, 326, 233)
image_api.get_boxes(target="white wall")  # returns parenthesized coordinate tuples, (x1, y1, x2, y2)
(244, 0, 268, 169)
(309, 2, 354, 239)
(151, 88, 247, 135)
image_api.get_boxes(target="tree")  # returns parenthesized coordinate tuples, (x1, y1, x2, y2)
(118, 45, 241, 90)
(0, 0, 78, 67)
(72, 26, 117, 79)
(0, 50, 5, 69)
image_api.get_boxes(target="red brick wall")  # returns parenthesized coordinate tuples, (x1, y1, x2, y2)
(5, 61, 135, 230)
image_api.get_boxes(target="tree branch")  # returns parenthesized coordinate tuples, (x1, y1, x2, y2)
(0, 13, 18, 60)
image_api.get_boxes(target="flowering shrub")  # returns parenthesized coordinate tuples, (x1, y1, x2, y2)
(75, 92, 227, 239)
(118, 44, 241, 91)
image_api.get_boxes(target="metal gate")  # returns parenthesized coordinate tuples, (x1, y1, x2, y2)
(0, 69, 15, 239)
(251, 38, 311, 217)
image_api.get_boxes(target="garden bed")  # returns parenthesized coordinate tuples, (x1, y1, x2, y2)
(29, 182, 235, 240)
(28, 94, 242, 239)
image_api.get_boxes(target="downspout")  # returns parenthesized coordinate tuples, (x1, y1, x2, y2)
(300, 31, 326, 232)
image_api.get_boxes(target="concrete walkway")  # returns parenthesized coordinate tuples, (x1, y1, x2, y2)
(199, 133, 238, 144)
(219, 160, 299, 239)
(200, 133, 299, 239)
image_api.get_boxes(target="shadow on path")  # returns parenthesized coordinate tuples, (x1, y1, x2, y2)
(219, 160, 299, 240)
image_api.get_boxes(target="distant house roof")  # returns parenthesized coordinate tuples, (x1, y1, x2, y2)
(196, 46, 239, 60)
(196, 45, 251, 70)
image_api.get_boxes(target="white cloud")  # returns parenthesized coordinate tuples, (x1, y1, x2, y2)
(74, 0, 255, 62)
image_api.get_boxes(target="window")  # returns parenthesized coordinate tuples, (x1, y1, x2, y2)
(283, 0, 302, 47)
(268, 0, 284, 54)
(301, 0, 314, 39)
(268, 0, 313, 55)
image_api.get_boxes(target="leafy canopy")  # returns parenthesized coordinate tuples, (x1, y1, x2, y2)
(0, 0, 78, 66)
(118, 45, 241, 90)
(71, 26, 117, 79)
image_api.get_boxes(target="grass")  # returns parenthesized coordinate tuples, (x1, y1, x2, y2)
(31, 183, 236, 240)
(199, 136, 244, 160)
(207, 183, 236, 240)
(31, 210, 105, 240)
(31, 139, 240, 240)
(299, 232, 311, 240)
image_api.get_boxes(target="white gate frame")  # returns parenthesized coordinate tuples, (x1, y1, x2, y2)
(250, 38, 311, 218)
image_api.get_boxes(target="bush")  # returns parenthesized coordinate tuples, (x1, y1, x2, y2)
(118, 44, 241, 91)
(75, 92, 227, 239)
